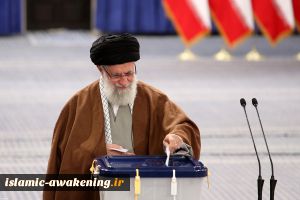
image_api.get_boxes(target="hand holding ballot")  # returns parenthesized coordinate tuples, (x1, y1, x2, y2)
(163, 134, 184, 154)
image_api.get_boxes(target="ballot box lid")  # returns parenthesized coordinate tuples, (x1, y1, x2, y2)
(93, 155, 207, 177)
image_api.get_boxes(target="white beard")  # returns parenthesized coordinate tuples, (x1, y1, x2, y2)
(102, 73, 137, 106)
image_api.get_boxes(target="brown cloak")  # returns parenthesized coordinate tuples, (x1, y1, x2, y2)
(43, 80, 200, 200)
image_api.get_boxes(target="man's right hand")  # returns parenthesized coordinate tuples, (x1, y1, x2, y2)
(106, 143, 135, 156)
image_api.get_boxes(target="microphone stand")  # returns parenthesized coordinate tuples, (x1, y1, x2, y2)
(252, 98, 277, 200)
(240, 98, 264, 200)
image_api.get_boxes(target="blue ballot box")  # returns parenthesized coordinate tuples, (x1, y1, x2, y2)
(91, 156, 208, 200)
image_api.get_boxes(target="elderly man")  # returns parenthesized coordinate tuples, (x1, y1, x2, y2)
(43, 33, 200, 200)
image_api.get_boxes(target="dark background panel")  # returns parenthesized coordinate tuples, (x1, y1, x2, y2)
(26, 0, 91, 30)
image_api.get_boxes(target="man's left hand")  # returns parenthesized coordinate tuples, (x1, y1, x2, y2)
(163, 133, 183, 154)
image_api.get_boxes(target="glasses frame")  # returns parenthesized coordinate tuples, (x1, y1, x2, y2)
(102, 64, 137, 81)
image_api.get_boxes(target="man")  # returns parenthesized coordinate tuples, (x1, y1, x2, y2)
(43, 33, 200, 200)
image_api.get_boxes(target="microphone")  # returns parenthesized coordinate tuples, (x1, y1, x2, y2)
(240, 98, 264, 200)
(252, 98, 277, 200)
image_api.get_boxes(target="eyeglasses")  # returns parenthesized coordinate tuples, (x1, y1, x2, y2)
(103, 64, 137, 81)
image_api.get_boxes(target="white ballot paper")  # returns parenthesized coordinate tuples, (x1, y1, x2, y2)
(165, 146, 170, 167)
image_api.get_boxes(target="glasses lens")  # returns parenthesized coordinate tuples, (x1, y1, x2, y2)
(104, 64, 136, 80)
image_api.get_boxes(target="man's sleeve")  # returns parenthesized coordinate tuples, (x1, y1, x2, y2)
(160, 98, 201, 160)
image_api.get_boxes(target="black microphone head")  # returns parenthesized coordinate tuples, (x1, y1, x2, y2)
(240, 98, 246, 107)
(252, 98, 258, 107)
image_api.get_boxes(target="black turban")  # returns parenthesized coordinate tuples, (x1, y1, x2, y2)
(90, 33, 140, 66)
